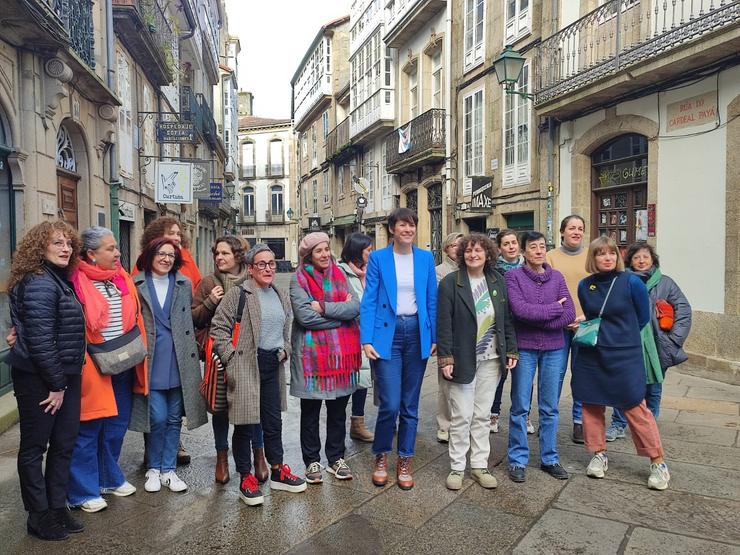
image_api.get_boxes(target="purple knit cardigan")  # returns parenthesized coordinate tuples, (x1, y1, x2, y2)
(504, 264, 576, 351)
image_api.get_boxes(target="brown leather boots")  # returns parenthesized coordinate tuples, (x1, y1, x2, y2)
(372, 454, 414, 490)
(216, 448, 269, 484)
(253, 447, 269, 483)
(350, 416, 375, 442)
(215, 450, 230, 484)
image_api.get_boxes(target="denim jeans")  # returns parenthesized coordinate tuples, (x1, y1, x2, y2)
(351, 388, 368, 417)
(68, 370, 132, 505)
(490, 368, 509, 415)
(258, 349, 284, 465)
(372, 315, 428, 458)
(611, 383, 663, 428)
(557, 330, 583, 424)
(148, 387, 184, 472)
(508, 348, 564, 468)
(212, 411, 264, 452)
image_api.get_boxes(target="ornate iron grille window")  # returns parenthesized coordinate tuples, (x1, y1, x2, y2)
(56, 125, 77, 172)
(428, 183, 443, 264)
(405, 188, 417, 213)
(56, 0, 95, 68)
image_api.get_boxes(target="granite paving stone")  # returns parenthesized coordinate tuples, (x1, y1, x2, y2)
(624, 527, 740, 555)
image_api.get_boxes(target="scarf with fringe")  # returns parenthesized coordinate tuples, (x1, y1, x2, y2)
(295, 261, 361, 392)
(71, 260, 137, 335)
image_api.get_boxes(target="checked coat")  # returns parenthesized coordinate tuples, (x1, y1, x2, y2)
(209, 279, 292, 426)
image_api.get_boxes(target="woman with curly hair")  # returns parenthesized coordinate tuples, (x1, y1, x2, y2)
(436, 234, 518, 491)
(6, 220, 86, 540)
(192, 236, 268, 485)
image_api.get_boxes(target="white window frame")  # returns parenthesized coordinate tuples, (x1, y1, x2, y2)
(463, 88, 484, 194)
(408, 69, 418, 120)
(322, 111, 330, 138)
(243, 186, 255, 216)
(116, 49, 133, 178)
(431, 49, 443, 109)
(505, 0, 531, 44)
(503, 63, 531, 187)
(464, 0, 485, 72)
(269, 140, 283, 176)
(323, 171, 330, 205)
(271, 185, 284, 215)
(312, 179, 318, 214)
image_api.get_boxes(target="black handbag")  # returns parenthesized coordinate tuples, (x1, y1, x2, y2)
(87, 326, 147, 376)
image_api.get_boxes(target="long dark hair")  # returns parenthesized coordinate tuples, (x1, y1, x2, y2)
(340, 233, 372, 267)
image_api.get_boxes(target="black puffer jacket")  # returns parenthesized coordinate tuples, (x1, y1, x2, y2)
(7, 263, 86, 391)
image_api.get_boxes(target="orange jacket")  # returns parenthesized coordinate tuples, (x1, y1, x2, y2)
(79, 273, 149, 422)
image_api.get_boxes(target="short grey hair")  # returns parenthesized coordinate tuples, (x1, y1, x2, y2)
(245, 243, 274, 265)
(81, 226, 114, 256)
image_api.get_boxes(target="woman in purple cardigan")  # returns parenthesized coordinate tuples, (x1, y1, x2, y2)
(505, 231, 576, 483)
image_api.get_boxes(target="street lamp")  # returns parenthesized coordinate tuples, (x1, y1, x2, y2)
(286, 207, 294, 220)
(356, 195, 367, 233)
(493, 46, 534, 100)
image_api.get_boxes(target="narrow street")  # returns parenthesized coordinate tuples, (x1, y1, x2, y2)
(1, 332, 738, 554)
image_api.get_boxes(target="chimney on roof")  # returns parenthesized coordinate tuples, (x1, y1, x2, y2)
(237, 91, 254, 116)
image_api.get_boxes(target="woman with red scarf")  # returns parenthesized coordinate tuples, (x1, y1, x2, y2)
(289, 232, 361, 484)
(67, 227, 148, 513)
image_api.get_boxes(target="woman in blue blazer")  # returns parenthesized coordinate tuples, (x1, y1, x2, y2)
(360, 208, 437, 491)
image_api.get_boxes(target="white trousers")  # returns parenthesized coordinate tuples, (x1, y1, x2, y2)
(436, 364, 451, 432)
(448, 358, 502, 471)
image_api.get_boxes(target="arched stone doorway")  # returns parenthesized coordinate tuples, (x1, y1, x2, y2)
(56, 120, 90, 230)
(0, 104, 13, 394)
(590, 133, 648, 251)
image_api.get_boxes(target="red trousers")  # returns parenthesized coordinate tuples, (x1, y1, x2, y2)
(582, 400, 663, 459)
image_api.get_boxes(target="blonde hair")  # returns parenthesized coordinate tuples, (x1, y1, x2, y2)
(585, 236, 625, 274)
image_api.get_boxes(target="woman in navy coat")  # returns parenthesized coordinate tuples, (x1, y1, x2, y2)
(573, 236, 670, 490)
(360, 208, 437, 491)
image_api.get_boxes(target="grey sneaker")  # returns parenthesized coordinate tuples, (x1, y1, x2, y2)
(648, 462, 670, 491)
(305, 462, 323, 484)
(605, 424, 626, 442)
(471, 468, 498, 489)
(586, 452, 608, 479)
(446, 470, 463, 490)
(327, 458, 353, 480)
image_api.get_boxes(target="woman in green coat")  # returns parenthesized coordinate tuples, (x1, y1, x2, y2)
(437, 234, 518, 491)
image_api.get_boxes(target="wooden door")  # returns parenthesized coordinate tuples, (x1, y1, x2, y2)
(57, 174, 79, 229)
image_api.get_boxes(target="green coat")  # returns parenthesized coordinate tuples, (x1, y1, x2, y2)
(436, 268, 518, 384)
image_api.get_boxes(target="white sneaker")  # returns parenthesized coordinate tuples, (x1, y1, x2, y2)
(648, 462, 670, 491)
(526, 418, 535, 435)
(144, 469, 161, 492)
(101, 481, 137, 497)
(436, 429, 449, 443)
(160, 470, 188, 492)
(586, 452, 608, 479)
(490, 414, 499, 433)
(79, 497, 108, 513)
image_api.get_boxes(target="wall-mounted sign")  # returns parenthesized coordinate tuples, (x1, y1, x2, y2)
(308, 217, 321, 231)
(156, 161, 192, 204)
(470, 177, 493, 211)
(208, 182, 223, 201)
(647, 203, 656, 237)
(156, 121, 196, 143)
(487, 228, 500, 240)
(666, 91, 718, 132)
(118, 200, 136, 222)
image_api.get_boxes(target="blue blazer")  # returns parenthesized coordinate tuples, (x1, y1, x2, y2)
(360, 245, 437, 360)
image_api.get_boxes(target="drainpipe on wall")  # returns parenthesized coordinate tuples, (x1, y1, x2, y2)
(546, 116, 557, 248)
(444, 6, 453, 233)
(106, 0, 120, 241)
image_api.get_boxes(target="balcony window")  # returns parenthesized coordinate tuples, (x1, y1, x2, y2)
(363, 149, 375, 206)
(323, 171, 330, 205)
(503, 64, 530, 187)
(243, 186, 255, 216)
(271, 185, 284, 215)
(464, 0, 485, 71)
(269, 140, 283, 176)
(431, 49, 443, 109)
(311, 126, 317, 169)
(409, 69, 418, 120)
(505, 0, 530, 43)
(241, 142, 255, 178)
(117, 50, 133, 178)
(463, 89, 484, 191)
(312, 180, 318, 214)
(322, 111, 330, 139)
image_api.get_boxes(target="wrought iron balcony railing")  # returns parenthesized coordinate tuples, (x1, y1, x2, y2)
(534, 0, 740, 106)
(265, 164, 284, 178)
(326, 117, 351, 161)
(240, 165, 256, 179)
(55, 0, 95, 68)
(385, 108, 445, 174)
(196, 93, 218, 150)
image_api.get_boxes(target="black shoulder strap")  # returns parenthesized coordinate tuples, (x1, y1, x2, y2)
(236, 288, 247, 323)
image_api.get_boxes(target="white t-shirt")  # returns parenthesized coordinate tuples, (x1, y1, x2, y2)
(152, 273, 170, 309)
(393, 251, 417, 316)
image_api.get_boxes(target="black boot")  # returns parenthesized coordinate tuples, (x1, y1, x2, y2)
(53, 508, 84, 533)
(27, 510, 69, 541)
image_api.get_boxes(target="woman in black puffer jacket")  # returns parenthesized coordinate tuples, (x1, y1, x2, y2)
(7, 220, 86, 541)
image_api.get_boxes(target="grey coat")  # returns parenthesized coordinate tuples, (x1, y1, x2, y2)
(337, 262, 371, 389)
(130, 272, 208, 433)
(210, 279, 292, 425)
(289, 272, 360, 400)
(649, 273, 692, 371)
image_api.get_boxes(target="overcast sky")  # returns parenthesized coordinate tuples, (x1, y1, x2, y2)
(224, 0, 348, 119)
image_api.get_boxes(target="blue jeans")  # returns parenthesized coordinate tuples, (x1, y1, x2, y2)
(372, 315, 427, 457)
(212, 411, 264, 452)
(148, 387, 184, 472)
(508, 348, 564, 468)
(557, 330, 583, 424)
(611, 383, 663, 428)
(67, 370, 132, 505)
(351, 388, 368, 417)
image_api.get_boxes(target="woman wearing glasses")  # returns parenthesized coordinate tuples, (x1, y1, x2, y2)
(130, 239, 207, 494)
(211, 244, 305, 506)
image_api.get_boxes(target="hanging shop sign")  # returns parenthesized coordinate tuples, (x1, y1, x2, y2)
(470, 177, 493, 211)
(118, 201, 136, 222)
(156, 121, 196, 143)
(208, 182, 223, 201)
(156, 161, 193, 204)
(308, 217, 321, 231)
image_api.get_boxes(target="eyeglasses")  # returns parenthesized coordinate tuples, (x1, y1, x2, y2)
(156, 251, 176, 261)
(253, 261, 277, 270)
(51, 240, 73, 250)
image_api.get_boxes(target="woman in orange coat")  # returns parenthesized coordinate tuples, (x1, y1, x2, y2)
(67, 226, 148, 512)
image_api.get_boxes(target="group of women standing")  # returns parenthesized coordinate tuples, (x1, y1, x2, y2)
(6, 206, 691, 540)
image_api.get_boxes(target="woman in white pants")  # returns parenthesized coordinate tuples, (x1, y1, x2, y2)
(436, 234, 519, 490)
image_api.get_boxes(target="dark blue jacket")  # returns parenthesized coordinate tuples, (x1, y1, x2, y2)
(8, 263, 86, 391)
